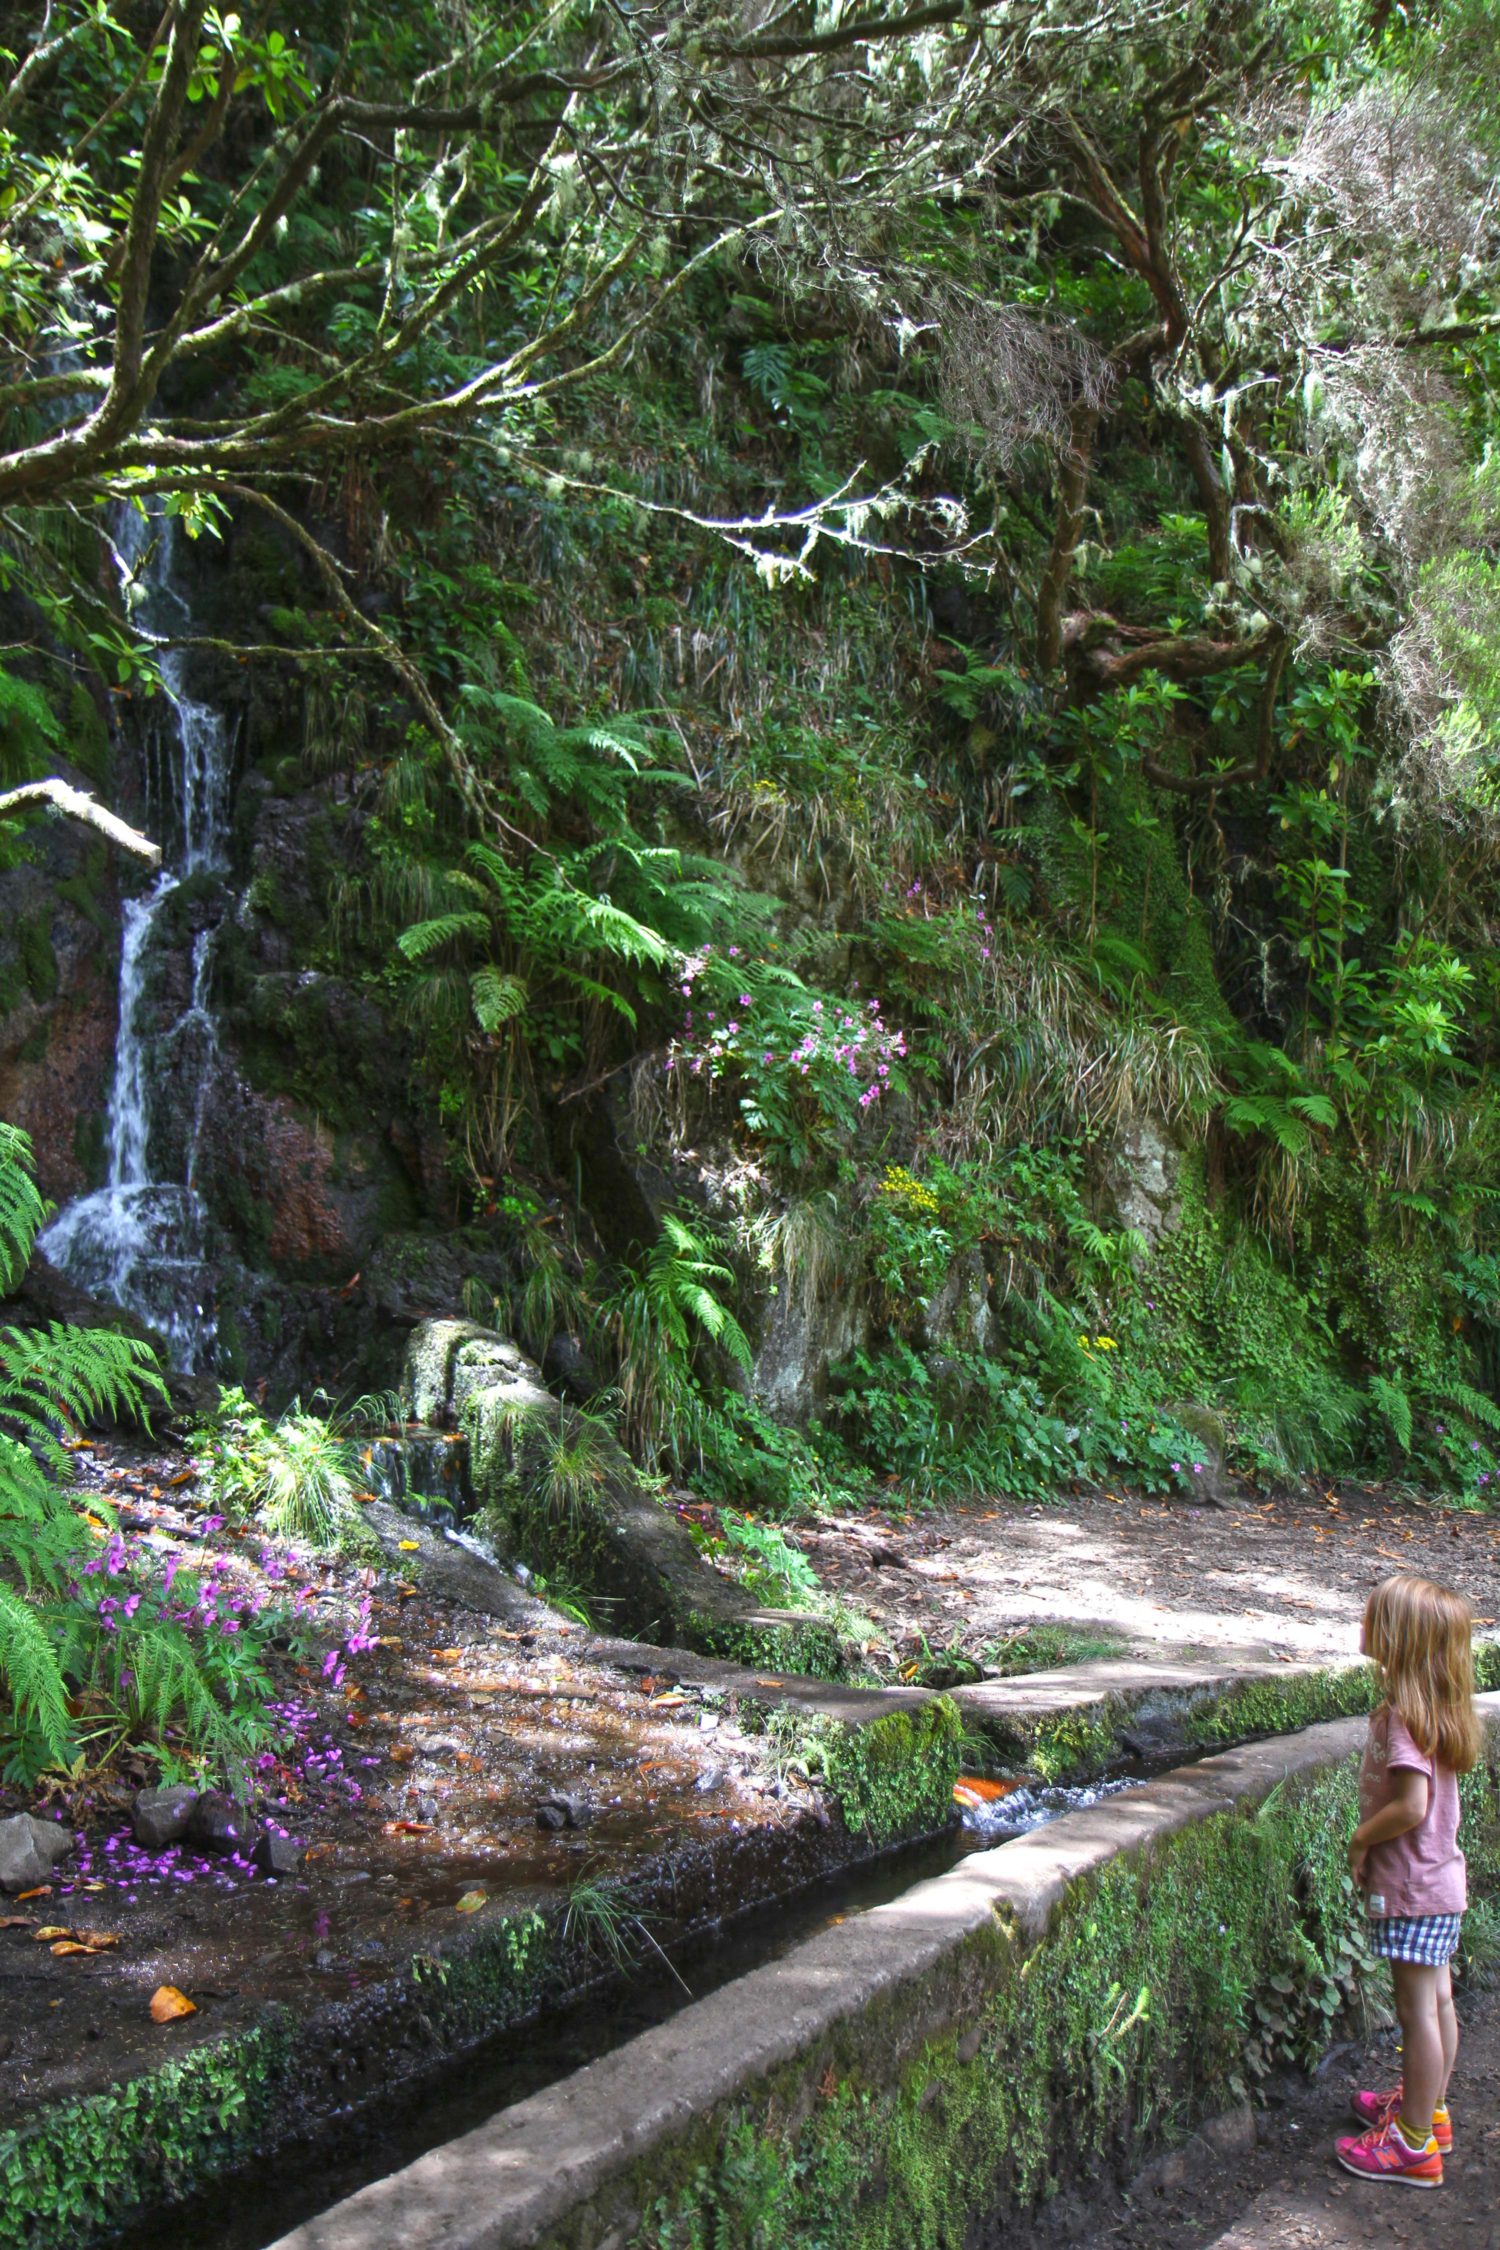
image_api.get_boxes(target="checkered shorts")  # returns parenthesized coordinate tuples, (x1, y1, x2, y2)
(1367, 1913, 1464, 1967)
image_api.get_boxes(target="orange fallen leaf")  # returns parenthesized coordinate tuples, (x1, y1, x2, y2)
(34, 1926, 74, 1942)
(150, 1985, 196, 2024)
(81, 1932, 120, 1950)
(389, 1744, 415, 1764)
(15, 1887, 51, 1902)
(382, 1819, 433, 1836)
(430, 1648, 463, 1664)
(0, 1916, 33, 1930)
(952, 1777, 1022, 1808)
(650, 1691, 688, 1708)
(168, 1469, 196, 1487)
(51, 1941, 96, 1957)
(455, 1889, 487, 1913)
(754, 1678, 785, 1688)
(352, 1490, 376, 1504)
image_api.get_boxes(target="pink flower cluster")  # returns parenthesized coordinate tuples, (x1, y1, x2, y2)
(665, 947, 908, 1116)
(784, 996, 907, 1111)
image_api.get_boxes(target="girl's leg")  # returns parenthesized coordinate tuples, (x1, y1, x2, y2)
(1435, 1963, 1458, 2109)
(1391, 1962, 1444, 2142)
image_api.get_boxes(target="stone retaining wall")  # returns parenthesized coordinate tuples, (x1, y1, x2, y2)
(274, 1695, 1500, 2250)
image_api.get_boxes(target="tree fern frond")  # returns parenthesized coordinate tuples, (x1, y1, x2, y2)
(471, 967, 529, 1032)
(396, 911, 490, 961)
(0, 1582, 72, 1770)
(0, 1124, 45, 1292)
(1368, 1374, 1413, 1454)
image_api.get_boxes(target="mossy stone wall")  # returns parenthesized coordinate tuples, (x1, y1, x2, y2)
(618, 1730, 1500, 2250)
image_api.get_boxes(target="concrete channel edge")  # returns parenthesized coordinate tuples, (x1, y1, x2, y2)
(272, 1691, 1500, 2250)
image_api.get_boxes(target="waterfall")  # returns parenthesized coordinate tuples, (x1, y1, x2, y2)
(39, 505, 232, 1370)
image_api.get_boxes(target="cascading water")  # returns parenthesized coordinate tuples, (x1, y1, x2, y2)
(39, 506, 232, 1369)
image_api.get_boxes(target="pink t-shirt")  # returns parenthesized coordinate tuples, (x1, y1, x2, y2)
(1358, 1705, 1466, 1919)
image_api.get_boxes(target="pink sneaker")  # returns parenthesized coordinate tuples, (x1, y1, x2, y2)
(1350, 2089, 1452, 2153)
(1336, 2120, 1443, 2188)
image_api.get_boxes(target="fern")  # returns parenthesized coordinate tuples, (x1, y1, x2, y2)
(396, 911, 490, 961)
(470, 966, 528, 1032)
(1369, 1374, 1414, 1454)
(0, 1122, 46, 1290)
(1431, 1377, 1500, 1435)
(0, 1581, 73, 1769)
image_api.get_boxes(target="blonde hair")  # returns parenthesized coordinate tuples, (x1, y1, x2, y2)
(1364, 1574, 1481, 1775)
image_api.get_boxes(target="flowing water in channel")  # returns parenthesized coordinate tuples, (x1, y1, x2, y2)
(39, 507, 231, 1368)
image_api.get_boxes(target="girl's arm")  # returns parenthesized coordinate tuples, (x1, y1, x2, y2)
(1348, 1767, 1429, 1883)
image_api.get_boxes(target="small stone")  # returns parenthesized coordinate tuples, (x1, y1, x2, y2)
(694, 1767, 725, 1795)
(0, 1814, 75, 1894)
(252, 1831, 304, 1877)
(534, 1793, 593, 1832)
(132, 1785, 198, 1851)
(187, 1792, 261, 1858)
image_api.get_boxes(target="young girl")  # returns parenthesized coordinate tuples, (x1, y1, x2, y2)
(1336, 1573, 1481, 2189)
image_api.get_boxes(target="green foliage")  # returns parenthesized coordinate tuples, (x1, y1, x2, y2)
(761, 1695, 963, 1843)
(194, 1387, 378, 1554)
(606, 1209, 754, 1460)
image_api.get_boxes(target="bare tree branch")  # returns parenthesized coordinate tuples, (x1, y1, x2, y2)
(0, 778, 162, 864)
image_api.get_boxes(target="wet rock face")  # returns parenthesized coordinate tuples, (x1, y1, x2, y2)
(751, 1276, 869, 1422)
(1103, 1115, 1183, 1246)
(0, 1813, 76, 1894)
(0, 850, 120, 1208)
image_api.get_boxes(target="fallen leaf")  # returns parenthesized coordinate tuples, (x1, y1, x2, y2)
(150, 1985, 196, 2023)
(382, 1819, 433, 1835)
(303, 1842, 335, 1864)
(15, 1887, 51, 1902)
(51, 1941, 96, 1957)
(455, 1889, 487, 1913)
(754, 1677, 785, 1689)
(81, 1932, 120, 1950)
(352, 1490, 376, 1504)
(398, 1540, 420, 1551)
(952, 1778, 1021, 1808)
(0, 1916, 33, 1930)
(389, 1744, 415, 1764)
(430, 1648, 463, 1664)
(34, 1926, 74, 1942)
(650, 1691, 688, 1709)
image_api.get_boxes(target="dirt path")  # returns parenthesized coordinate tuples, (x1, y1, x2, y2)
(1035, 1976, 1500, 2250)
(799, 1485, 1500, 1675)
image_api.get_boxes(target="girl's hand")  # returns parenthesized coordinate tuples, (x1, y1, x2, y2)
(1348, 1835, 1369, 1885)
